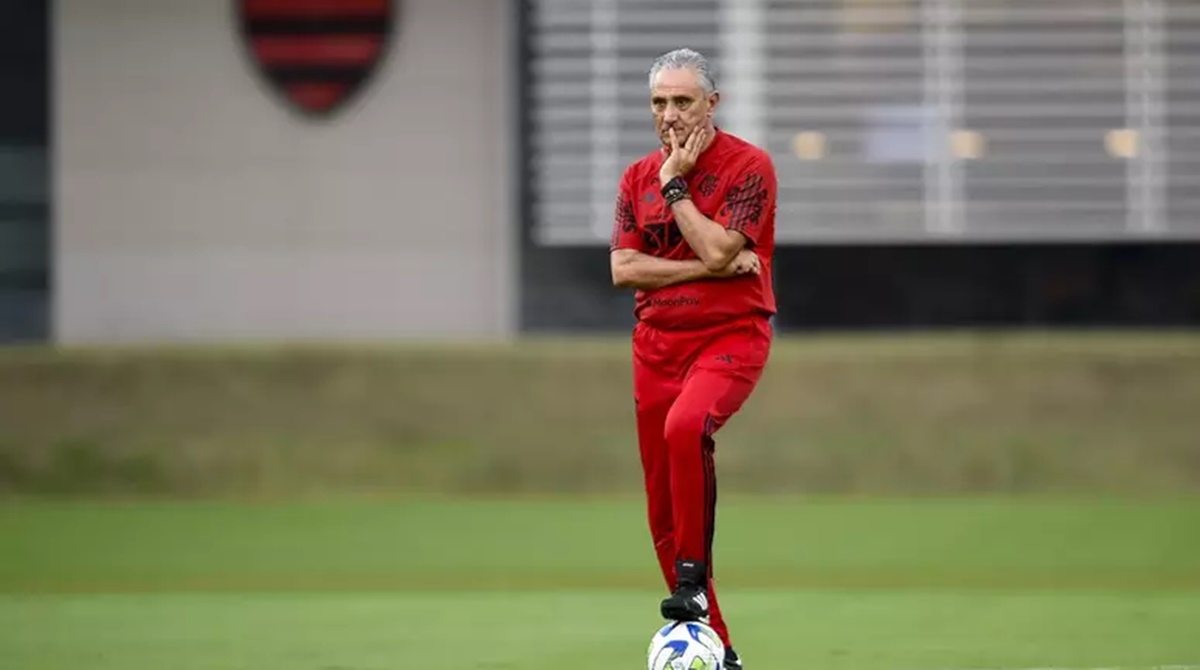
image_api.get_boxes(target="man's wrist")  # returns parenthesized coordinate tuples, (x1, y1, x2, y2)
(660, 176, 690, 207)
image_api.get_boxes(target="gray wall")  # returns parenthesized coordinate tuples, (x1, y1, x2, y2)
(54, 0, 514, 344)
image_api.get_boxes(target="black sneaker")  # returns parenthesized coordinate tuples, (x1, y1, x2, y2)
(660, 583, 710, 622)
(660, 559, 710, 622)
(724, 647, 743, 670)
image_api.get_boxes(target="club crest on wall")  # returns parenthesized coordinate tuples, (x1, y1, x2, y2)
(236, 0, 397, 119)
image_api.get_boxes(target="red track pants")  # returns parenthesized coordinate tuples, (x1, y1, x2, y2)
(631, 315, 772, 648)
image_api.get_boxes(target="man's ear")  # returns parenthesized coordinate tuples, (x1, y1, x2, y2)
(707, 90, 721, 116)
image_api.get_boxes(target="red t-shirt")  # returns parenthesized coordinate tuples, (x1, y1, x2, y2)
(610, 128, 777, 330)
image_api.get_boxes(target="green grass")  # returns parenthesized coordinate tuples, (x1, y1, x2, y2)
(3, 591, 1198, 670)
(3, 333, 1200, 666)
(3, 497, 1200, 593)
(3, 332, 1200, 498)
(2, 496, 1200, 669)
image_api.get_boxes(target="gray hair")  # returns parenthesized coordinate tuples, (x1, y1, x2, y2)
(648, 48, 717, 94)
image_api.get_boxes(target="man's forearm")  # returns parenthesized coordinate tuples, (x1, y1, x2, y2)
(612, 252, 714, 290)
(669, 198, 743, 271)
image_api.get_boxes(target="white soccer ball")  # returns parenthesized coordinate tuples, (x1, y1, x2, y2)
(647, 620, 725, 670)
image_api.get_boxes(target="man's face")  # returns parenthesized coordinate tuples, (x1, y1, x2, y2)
(651, 67, 719, 149)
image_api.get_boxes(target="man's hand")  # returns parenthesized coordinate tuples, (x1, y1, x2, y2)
(712, 249, 760, 278)
(659, 127, 709, 184)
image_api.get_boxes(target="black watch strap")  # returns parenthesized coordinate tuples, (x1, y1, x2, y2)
(661, 177, 690, 205)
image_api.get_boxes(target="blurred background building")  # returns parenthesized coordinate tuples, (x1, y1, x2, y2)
(1, 0, 1199, 344)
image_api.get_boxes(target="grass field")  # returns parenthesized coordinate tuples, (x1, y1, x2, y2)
(4, 332, 1200, 498)
(3, 334, 1199, 667)
(3, 496, 1199, 669)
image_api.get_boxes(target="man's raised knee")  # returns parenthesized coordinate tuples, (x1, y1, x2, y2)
(663, 409, 712, 452)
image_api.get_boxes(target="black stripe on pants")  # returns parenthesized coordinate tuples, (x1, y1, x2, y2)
(702, 414, 718, 584)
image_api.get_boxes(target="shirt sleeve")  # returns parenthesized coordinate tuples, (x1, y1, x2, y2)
(713, 153, 776, 247)
(609, 171, 645, 252)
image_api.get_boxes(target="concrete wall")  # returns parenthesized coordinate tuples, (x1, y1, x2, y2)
(54, 0, 514, 343)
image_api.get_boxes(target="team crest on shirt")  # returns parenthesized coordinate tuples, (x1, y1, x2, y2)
(236, 0, 399, 119)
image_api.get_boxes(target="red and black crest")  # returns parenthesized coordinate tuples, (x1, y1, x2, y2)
(237, 0, 396, 118)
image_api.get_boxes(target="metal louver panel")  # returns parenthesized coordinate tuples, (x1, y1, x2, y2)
(959, 0, 1130, 238)
(1166, 0, 1200, 229)
(524, 0, 1200, 245)
(764, 0, 928, 240)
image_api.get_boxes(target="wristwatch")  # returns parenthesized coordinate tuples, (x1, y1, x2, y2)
(660, 177, 690, 206)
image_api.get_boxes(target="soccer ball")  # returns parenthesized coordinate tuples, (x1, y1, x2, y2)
(647, 620, 725, 670)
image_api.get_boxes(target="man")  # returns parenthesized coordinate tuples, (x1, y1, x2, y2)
(609, 48, 777, 670)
